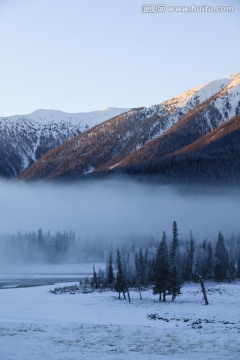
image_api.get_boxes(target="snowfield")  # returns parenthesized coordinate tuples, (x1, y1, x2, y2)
(0, 281, 239, 360)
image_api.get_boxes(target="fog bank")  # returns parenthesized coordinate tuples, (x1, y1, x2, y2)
(0, 178, 239, 241)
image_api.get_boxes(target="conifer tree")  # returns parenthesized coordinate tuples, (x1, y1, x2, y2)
(170, 264, 181, 301)
(98, 268, 105, 289)
(206, 241, 213, 279)
(237, 253, 240, 279)
(214, 232, 229, 281)
(228, 260, 236, 281)
(121, 250, 131, 303)
(171, 221, 179, 260)
(144, 249, 149, 285)
(169, 222, 182, 300)
(37, 228, 44, 253)
(189, 234, 195, 276)
(153, 231, 170, 301)
(184, 245, 192, 282)
(107, 252, 114, 287)
(92, 265, 99, 289)
(115, 250, 126, 299)
(135, 248, 146, 286)
(184, 233, 194, 281)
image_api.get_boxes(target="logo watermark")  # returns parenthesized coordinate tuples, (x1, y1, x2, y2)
(141, 4, 235, 13)
(141, 4, 166, 13)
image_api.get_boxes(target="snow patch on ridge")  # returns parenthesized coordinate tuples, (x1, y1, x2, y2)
(170, 77, 232, 109)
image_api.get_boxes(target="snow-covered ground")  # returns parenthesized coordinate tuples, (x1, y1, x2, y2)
(0, 281, 239, 360)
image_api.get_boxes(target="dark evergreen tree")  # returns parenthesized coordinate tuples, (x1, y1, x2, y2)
(37, 228, 45, 256)
(169, 264, 181, 301)
(196, 241, 208, 279)
(184, 234, 195, 282)
(107, 252, 114, 287)
(171, 221, 179, 260)
(214, 232, 229, 281)
(115, 250, 126, 299)
(92, 265, 99, 289)
(184, 246, 191, 282)
(228, 260, 236, 282)
(202, 239, 207, 252)
(189, 234, 195, 276)
(121, 250, 131, 303)
(98, 268, 105, 288)
(169, 222, 182, 300)
(206, 241, 214, 279)
(237, 253, 240, 279)
(144, 249, 149, 285)
(153, 231, 170, 301)
(147, 257, 156, 284)
(135, 248, 146, 286)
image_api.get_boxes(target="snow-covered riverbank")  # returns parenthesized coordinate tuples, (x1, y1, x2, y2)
(0, 281, 239, 359)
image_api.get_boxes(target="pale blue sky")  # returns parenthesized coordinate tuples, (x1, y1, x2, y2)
(0, 0, 239, 116)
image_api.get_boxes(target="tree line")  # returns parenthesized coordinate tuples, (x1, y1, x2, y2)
(90, 221, 240, 302)
(0, 229, 76, 263)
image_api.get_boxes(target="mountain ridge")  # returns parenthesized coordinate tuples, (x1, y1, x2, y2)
(20, 72, 240, 181)
(114, 74, 240, 169)
(0, 107, 129, 177)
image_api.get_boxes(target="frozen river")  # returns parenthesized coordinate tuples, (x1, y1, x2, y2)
(0, 263, 102, 289)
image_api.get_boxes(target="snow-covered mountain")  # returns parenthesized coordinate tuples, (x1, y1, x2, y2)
(116, 72, 240, 168)
(0, 107, 129, 177)
(20, 72, 240, 181)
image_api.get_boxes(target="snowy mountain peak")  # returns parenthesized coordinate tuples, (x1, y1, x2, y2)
(229, 72, 240, 80)
(169, 77, 232, 110)
(225, 73, 240, 90)
(0, 107, 129, 177)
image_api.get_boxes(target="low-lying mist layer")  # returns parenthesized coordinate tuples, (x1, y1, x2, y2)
(0, 178, 239, 241)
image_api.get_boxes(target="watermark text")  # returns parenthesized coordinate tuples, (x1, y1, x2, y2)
(141, 4, 235, 13)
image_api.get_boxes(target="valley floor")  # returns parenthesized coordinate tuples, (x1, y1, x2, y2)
(0, 281, 239, 360)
